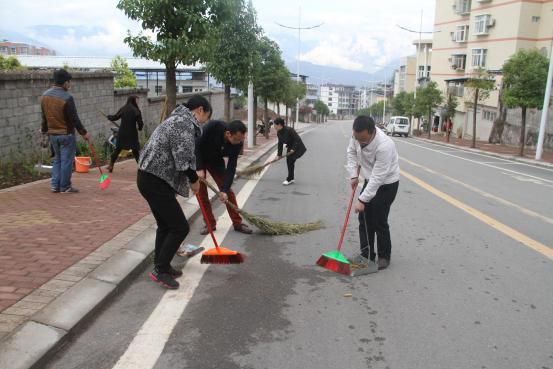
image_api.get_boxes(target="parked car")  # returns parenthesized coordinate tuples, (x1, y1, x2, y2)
(385, 116, 410, 137)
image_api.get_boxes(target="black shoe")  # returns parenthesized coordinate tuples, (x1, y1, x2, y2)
(378, 258, 390, 270)
(148, 269, 179, 289)
(234, 223, 253, 234)
(201, 225, 215, 235)
(169, 266, 183, 278)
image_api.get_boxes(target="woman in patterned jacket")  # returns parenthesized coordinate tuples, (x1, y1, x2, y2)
(137, 95, 212, 289)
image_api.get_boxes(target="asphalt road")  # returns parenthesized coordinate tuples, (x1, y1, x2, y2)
(45, 121, 553, 369)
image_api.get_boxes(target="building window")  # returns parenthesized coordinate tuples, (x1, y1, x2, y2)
(474, 14, 492, 35)
(182, 86, 193, 93)
(454, 0, 471, 15)
(532, 16, 541, 23)
(328, 103, 332, 107)
(155, 85, 163, 93)
(448, 82, 464, 97)
(483, 110, 497, 121)
(451, 54, 467, 70)
(472, 49, 487, 68)
(453, 25, 469, 42)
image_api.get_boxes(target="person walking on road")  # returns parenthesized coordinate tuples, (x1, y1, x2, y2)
(346, 115, 400, 270)
(106, 95, 143, 172)
(196, 119, 253, 235)
(275, 118, 307, 186)
(41, 69, 91, 194)
(137, 95, 211, 289)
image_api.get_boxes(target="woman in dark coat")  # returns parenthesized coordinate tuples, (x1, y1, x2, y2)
(107, 95, 143, 172)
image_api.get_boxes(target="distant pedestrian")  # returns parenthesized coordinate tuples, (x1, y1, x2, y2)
(196, 119, 253, 235)
(274, 118, 306, 186)
(41, 69, 91, 193)
(137, 95, 211, 289)
(106, 95, 143, 172)
(346, 115, 399, 270)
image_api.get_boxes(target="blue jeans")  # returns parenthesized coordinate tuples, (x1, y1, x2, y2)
(49, 134, 76, 191)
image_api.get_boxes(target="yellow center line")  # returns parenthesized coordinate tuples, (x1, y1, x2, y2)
(400, 169, 553, 261)
(400, 157, 553, 227)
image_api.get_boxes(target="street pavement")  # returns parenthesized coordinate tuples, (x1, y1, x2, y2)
(43, 121, 553, 369)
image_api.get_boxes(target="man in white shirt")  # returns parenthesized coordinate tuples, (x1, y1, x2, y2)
(346, 116, 400, 270)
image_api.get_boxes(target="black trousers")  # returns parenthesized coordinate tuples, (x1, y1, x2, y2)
(137, 170, 189, 273)
(111, 143, 140, 165)
(358, 181, 399, 260)
(286, 149, 305, 181)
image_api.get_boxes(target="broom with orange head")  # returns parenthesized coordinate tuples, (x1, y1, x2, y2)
(196, 193, 245, 265)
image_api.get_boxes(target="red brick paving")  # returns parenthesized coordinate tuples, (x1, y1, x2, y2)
(424, 135, 553, 164)
(0, 130, 280, 314)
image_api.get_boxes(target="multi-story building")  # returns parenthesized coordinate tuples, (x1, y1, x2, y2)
(0, 41, 56, 56)
(394, 40, 433, 97)
(305, 83, 319, 106)
(320, 84, 360, 118)
(431, 0, 553, 140)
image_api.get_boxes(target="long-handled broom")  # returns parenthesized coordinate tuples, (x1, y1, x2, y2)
(316, 170, 360, 276)
(199, 178, 324, 235)
(197, 193, 245, 264)
(235, 152, 292, 179)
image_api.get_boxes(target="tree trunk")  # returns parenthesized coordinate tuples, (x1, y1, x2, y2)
(427, 108, 432, 139)
(285, 105, 289, 123)
(277, 102, 280, 116)
(224, 84, 231, 122)
(263, 97, 269, 139)
(519, 106, 527, 157)
(165, 61, 177, 115)
(252, 93, 257, 145)
(472, 88, 478, 148)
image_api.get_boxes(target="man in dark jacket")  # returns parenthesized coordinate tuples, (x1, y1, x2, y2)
(275, 118, 306, 185)
(196, 120, 253, 235)
(41, 69, 91, 193)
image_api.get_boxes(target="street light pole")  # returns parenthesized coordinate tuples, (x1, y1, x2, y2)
(536, 43, 553, 161)
(276, 17, 323, 127)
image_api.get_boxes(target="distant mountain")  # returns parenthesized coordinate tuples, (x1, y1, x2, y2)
(286, 60, 400, 87)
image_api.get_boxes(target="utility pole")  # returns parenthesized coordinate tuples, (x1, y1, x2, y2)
(247, 80, 254, 148)
(536, 42, 553, 161)
(276, 15, 323, 127)
(383, 71, 387, 123)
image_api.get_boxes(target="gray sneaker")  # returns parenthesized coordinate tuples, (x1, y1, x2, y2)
(61, 187, 80, 193)
(378, 258, 390, 270)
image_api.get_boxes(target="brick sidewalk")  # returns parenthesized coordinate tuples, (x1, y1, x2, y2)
(0, 128, 283, 339)
(423, 135, 553, 164)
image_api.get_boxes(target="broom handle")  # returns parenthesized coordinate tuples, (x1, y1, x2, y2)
(199, 177, 240, 212)
(337, 167, 360, 252)
(87, 141, 103, 175)
(196, 193, 220, 249)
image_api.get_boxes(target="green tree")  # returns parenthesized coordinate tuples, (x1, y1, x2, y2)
(415, 81, 443, 138)
(0, 55, 24, 71)
(464, 68, 495, 148)
(205, 0, 261, 121)
(111, 56, 137, 88)
(501, 48, 549, 156)
(442, 92, 459, 142)
(392, 91, 415, 116)
(117, 0, 218, 114)
(314, 100, 329, 122)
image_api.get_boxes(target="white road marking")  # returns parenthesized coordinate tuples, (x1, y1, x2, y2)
(112, 154, 276, 369)
(411, 137, 553, 173)
(395, 139, 553, 186)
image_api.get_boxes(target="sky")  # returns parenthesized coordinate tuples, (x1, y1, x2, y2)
(0, 0, 436, 74)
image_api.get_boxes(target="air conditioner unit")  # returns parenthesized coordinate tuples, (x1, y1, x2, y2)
(451, 32, 456, 41)
(487, 18, 496, 27)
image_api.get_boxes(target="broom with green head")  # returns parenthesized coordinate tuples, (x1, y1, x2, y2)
(316, 168, 360, 276)
(199, 178, 324, 235)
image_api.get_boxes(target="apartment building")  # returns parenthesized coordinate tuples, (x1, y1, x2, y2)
(0, 41, 56, 56)
(431, 0, 553, 140)
(320, 84, 359, 117)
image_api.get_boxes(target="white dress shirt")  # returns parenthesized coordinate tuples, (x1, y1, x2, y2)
(346, 128, 400, 203)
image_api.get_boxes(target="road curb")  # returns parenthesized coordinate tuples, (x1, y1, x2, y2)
(0, 126, 309, 369)
(412, 137, 553, 170)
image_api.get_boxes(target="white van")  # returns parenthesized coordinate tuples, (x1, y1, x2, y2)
(385, 116, 410, 137)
